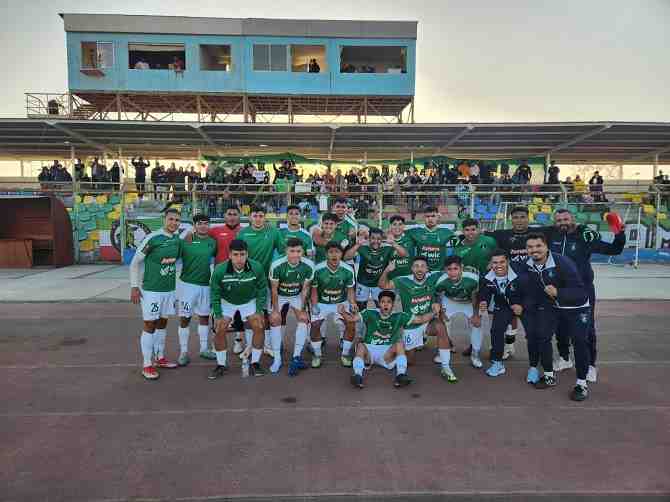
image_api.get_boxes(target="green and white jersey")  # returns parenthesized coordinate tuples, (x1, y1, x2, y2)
(314, 235, 348, 264)
(408, 224, 454, 271)
(280, 226, 314, 257)
(388, 232, 415, 280)
(332, 217, 356, 247)
(179, 234, 217, 286)
(435, 269, 479, 302)
(137, 229, 182, 292)
(269, 256, 315, 297)
(238, 224, 286, 274)
(360, 309, 413, 345)
(357, 244, 395, 287)
(452, 234, 498, 276)
(394, 272, 445, 325)
(313, 261, 355, 304)
(210, 258, 267, 317)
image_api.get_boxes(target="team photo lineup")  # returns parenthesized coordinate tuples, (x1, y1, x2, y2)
(129, 196, 626, 402)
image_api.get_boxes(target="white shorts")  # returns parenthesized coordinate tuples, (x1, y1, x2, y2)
(311, 302, 348, 322)
(356, 284, 382, 303)
(176, 280, 211, 317)
(220, 300, 257, 321)
(141, 290, 177, 321)
(275, 295, 303, 312)
(365, 343, 396, 370)
(403, 323, 427, 351)
(442, 298, 473, 319)
(265, 287, 272, 311)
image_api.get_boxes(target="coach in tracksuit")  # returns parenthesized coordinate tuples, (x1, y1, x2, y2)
(522, 232, 591, 402)
(546, 209, 625, 383)
(478, 249, 524, 378)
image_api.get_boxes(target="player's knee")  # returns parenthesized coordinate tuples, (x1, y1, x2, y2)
(143, 320, 156, 333)
(156, 317, 168, 329)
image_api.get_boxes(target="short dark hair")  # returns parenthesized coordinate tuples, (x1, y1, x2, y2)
(229, 239, 248, 252)
(225, 206, 240, 213)
(378, 290, 396, 303)
(389, 215, 405, 224)
(334, 197, 348, 205)
(510, 206, 529, 216)
(286, 205, 300, 213)
(462, 218, 479, 229)
(412, 256, 428, 265)
(444, 255, 463, 267)
(526, 232, 547, 244)
(192, 213, 209, 224)
(490, 248, 509, 260)
(424, 206, 438, 214)
(164, 207, 180, 216)
(322, 212, 339, 223)
(325, 241, 343, 253)
(286, 237, 303, 249)
(554, 208, 572, 216)
(249, 204, 265, 214)
(369, 227, 384, 237)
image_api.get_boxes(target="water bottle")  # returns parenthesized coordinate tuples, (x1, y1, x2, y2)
(241, 357, 250, 378)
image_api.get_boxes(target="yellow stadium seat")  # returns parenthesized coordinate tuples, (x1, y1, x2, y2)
(79, 239, 94, 252)
(658, 213, 667, 220)
(541, 205, 552, 213)
(631, 195, 643, 203)
(528, 205, 538, 213)
(83, 195, 95, 204)
(96, 195, 108, 204)
(89, 230, 99, 241)
(107, 211, 120, 220)
(533, 197, 543, 204)
(75, 195, 82, 204)
(643, 205, 655, 215)
(125, 193, 138, 203)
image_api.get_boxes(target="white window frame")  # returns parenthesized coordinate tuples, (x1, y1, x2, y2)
(81, 41, 114, 70)
(253, 44, 288, 72)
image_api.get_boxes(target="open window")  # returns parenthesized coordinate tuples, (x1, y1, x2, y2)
(80, 42, 113, 76)
(291, 45, 326, 73)
(253, 44, 287, 71)
(339, 46, 407, 74)
(128, 43, 186, 70)
(200, 45, 231, 71)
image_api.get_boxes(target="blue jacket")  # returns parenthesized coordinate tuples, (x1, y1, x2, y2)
(520, 252, 589, 310)
(478, 264, 524, 313)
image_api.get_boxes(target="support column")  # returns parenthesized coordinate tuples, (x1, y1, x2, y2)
(288, 97, 293, 124)
(20, 160, 24, 177)
(243, 95, 249, 123)
(545, 153, 551, 184)
(196, 95, 202, 123)
(116, 93, 121, 121)
(618, 164, 624, 181)
(363, 97, 368, 124)
(653, 154, 659, 180)
(410, 97, 415, 124)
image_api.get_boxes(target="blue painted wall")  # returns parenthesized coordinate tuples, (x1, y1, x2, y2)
(66, 32, 415, 96)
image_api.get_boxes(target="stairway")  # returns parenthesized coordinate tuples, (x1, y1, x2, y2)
(70, 104, 98, 119)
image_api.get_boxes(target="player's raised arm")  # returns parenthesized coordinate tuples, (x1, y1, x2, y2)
(378, 260, 396, 290)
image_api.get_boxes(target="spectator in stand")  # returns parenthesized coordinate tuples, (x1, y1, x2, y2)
(573, 175, 586, 194)
(458, 161, 470, 180)
(172, 56, 184, 71)
(308, 58, 321, 73)
(132, 156, 148, 198)
(469, 163, 480, 184)
(405, 168, 423, 219)
(38, 166, 52, 190)
(73, 158, 85, 182)
(564, 176, 574, 192)
(323, 168, 335, 192)
(515, 160, 532, 184)
(479, 162, 493, 184)
(335, 169, 345, 192)
(150, 163, 160, 199)
(589, 171, 605, 202)
(547, 160, 560, 184)
(110, 161, 122, 190)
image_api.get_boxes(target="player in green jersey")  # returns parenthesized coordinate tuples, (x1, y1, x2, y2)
(407, 206, 454, 271)
(269, 238, 315, 375)
(208, 239, 268, 379)
(435, 255, 484, 369)
(309, 242, 357, 369)
(280, 205, 315, 259)
(342, 290, 437, 389)
(130, 208, 182, 380)
(387, 215, 415, 280)
(313, 212, 347, 264)
(176, 214, 218, 366)
(379, 256, 457, 382)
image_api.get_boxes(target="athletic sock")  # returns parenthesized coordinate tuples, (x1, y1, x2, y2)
(215, 350, 227, 367)
(311, 339, 323, 357)
(353, 356, 365, 376)
(178, 327, 189, 355)
(270, 326, 282, 360)
(197, 325, 209, 352)
(576, 378, 587, 387)
(154, 328, 167, 359)
(470, 327, 482, 352)
(244, 329, 253, 347)
(264, 329, 271, 351)
(251, 348, 262, 364)
(439, 348, 452, 370)
(293, 323, 308, 358)
(140, 331, 153, 367)
(396, 355, 408, 375)
(342, 339, 353, 356)
(545, 371, 555, 379)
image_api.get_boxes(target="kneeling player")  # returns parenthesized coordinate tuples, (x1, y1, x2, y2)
(208, 239, 269, 379)
(269, 238, 315, 376)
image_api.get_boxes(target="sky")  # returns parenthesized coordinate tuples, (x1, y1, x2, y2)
(0, 0, 669, 177)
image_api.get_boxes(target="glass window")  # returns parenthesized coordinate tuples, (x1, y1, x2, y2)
(339, 46, 407, 74)
(291, 45, 326, 73)
(128, 43, 186, 70)
(200, 45, 232, 71)
(81, 42, 114, 69)
(253, 44, 287, 71)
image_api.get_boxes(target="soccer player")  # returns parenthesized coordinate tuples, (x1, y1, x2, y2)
(130, 208, 182, 380)
(313, 212, 345, 264)
(310, 242, 357, 368)
(522, 233, 591, 401)
(176, 214, 217, 366)
(435, 256, 483, 369)
(546, 209, 625, 382)
(332, 196, 358, 242)
(269, 238, 315, 375)
(387, 215, 415, 281)
(344, 227, 407, 310)
(342, 290, 435, 389)
(280, 205, 315, 259)
(378, 257, 457, 382)
(407, 206, 454, 272)
(478, 250, 524, 377)
(208, 239, 269, 379)
(453, 218, 498, 276)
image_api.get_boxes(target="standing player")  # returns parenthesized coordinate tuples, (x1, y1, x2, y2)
(342, 291, 435, 389)
(280, 205, 315, 259)
(269, 238, 315, 375)
(313, 212, 346, 264)
(407, 206, 454, 272)
(208, 239, 269, 379)
(130, 208, 182, 380)
(310, 243, 357, 368)
(387, 215, 415, 281)
(435, 256, 483, 369)
(176, 214, 217, 366)
(378, 258, 457, 382)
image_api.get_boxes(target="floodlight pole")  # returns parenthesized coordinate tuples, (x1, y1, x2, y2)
(71, 145, 80, 263)
(119, 147, 126, 263)
(545, 153, 551, 184)
(653, 153, 659, 179)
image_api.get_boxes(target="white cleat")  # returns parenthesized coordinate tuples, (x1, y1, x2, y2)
(586, 365, 598, 383)
(232, 339, 244, 355)
(433, 353, 441, 364)
(470, 351, 483, 369)
(502, 343, 515, 360)
(556, 358, 574, 372)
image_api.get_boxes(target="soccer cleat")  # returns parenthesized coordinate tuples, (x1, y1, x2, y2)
(351, 374, 364, 389)
(535, 374, 557, 389)
(440, 367, 458, 383)
(177, 353, 190, 367)
(527, 367, 540, 384)
(587, 365, 598, 383)
(486, 361, 506, 377)
(340, 355, 353, 367)
(251, 362, 267, 377)
(142, 366, 160, 380)
(199, 350, 217, 360)
(394, 373, 413, 388)
(462, 344, 473, 357)
(232, 338, 244, 355)
(154, 357, 178, 369)
(570, 384, 589, 402)
(263, 346, 274, 358)
(207, 365, 227, 380)
(311, 356, 322, 369)
(502, 343, 515, 360)
(270, 358, 283, 374)
(433, 353, 441, 364)
(470, 351, 483, 369)
(288, 356, 308, 377)
(556, 357, 574, 372)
